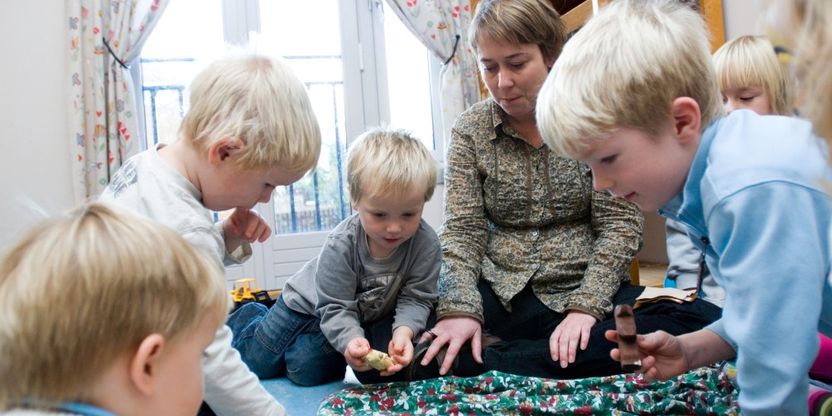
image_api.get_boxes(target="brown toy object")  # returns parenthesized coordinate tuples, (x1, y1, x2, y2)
(614, 304, 642, 372)
(364, 349, 394, 371)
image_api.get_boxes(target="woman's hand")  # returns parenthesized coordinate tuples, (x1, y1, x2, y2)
(382, 326, 415, 375)
(419, 317, 482, 376)
(549, 310, 598, 368)
(343, 337, 372, 372)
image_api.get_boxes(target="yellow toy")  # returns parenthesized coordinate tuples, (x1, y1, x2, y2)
(231, 278, 258, 303)
(364, 349, 394, 371)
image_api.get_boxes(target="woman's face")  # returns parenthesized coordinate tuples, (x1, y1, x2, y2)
(477, 35, 555, 121)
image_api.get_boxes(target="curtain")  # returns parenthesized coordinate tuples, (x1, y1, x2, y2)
(68, 0, 169, 202)
(384, 0, 480, 147)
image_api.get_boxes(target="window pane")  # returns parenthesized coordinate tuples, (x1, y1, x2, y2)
(383, 9, 436, 150)
(258, 0, 350, 234)
(140, 0, 224, 147)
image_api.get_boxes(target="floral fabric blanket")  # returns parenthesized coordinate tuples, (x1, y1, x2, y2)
(317, 366, 738, 415)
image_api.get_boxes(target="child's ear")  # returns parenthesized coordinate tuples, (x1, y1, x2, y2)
(670, 97, 702, 146)
(128, 334, 166, 397)
(207, 137, 245, 165)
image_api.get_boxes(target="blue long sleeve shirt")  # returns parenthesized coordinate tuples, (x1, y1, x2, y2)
(658, 110, 832, 415)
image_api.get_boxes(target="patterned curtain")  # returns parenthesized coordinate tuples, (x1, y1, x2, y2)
(67, 0, 169, 202)
(384, 0, 480, 146)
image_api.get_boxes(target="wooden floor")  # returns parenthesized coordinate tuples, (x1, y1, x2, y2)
(638, 262, 667, 287)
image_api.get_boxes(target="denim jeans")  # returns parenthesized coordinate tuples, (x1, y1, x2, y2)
(227, 296, 344, 386)
(475, 280, 722, 379)
(228, 295, 416, 386)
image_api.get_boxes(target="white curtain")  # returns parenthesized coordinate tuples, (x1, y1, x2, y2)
(384, 0, 480, 146)
(67, 0, 170, 201)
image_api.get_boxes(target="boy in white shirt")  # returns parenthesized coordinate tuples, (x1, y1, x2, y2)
(101, 54, 322, 415)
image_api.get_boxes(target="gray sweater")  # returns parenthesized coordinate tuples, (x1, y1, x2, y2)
(665, 218, 725, 307)
(282, 214, 440, 354)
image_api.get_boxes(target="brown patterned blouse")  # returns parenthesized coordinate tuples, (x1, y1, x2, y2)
(437, 100, 644, 322)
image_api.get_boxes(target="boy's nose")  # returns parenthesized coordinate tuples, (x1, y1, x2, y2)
(386, 221, 402, 234)
(259, 189, 274, 203)
(592, 172, 614, 193)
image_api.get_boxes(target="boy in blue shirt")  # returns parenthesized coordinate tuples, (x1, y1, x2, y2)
(536, 1, 832, 414)
(0, 203, 230, 415)
(228, 128, 441, 386)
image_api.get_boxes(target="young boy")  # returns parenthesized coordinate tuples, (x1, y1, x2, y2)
(536, 1, 832, 415)
(100, 54, 322, 415)
(227, 128, 440, 386)
(0, 203, 229, 415)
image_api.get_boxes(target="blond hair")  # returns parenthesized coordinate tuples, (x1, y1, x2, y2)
(537, 0, 722, 157)
(713, 35, 792, 115)
(347, 128, 437, 203)
(783, 0, 832, 140)
(0, 203, 229, 409)
(469, 0, 565, 63)
(179, 54, 321, 172)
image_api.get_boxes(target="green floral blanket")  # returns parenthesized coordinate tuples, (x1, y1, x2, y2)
(317, 367, 738, 415)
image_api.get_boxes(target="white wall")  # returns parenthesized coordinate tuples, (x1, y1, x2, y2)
(0, 2, 74, 251)
(723, 0, 766, 39)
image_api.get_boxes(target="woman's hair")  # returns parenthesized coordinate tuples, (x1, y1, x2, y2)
(712, 35, 792, 115)
(347, 128, 437, 203)
(468, 0, 566, 63)
(179, 54, 321, 173)
(0, 203, 229, 409)
(782, 0, 832, 140)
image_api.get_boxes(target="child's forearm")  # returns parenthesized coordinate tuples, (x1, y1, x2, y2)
(393, 325, 415, 341)
(679, 329, 736, 369)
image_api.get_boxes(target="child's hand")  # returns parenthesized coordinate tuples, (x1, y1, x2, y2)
(382, 326, 415, 376)
(223, 208, 272, 252)
(605, 329, 688, 381)
(344, 337, 372, 371)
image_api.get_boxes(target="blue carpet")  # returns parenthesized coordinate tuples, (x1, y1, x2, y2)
(261, 377, 350, 415)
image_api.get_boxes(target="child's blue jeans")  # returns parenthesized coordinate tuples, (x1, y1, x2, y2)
(227, 295, 344, 386)
(228, 294, 407, 386)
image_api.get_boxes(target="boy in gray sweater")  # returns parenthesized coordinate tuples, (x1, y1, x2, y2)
(229, 128, 441, 386)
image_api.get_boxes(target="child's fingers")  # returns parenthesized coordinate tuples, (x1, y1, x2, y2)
(401, 342, 414, 363)
(243, 211, 261, 239)
(390, 342, 413, 367)
(380, 363, 405, 376)
(604, 329, 619, 343)
(389, 338, 404, 354)
(609, 347, 621, 362)
(253, 220, 271, 242)
(350, 360, 371, 372)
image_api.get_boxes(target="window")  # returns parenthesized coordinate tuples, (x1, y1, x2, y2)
(136, 0, 443, 288)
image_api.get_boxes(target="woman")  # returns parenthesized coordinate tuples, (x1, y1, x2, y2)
(417, 0, 722, 379)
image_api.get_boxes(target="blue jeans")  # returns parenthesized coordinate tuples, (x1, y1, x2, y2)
(227, 296, 344, 386)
